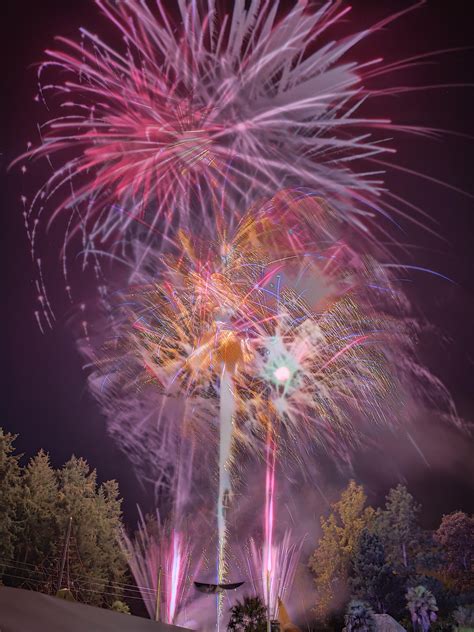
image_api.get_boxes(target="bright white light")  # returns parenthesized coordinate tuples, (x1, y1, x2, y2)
(273, 366, 291, 382)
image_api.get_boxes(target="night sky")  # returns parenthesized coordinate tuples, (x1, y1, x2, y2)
(2, 1, 474, 530)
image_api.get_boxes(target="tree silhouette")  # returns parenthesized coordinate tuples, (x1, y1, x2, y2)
(228, 595, 267, 632)
(350, 529, 404, 616)
(0, 430, 22, 576)
(0, 429, 128, 610)
(434, 512, 474, 592)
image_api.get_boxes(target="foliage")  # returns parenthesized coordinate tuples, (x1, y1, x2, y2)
(111, 600, 131, 614)
(406, 585, 439, 632)
(228, 595, 267, 632)
(453, 604, 474, 629)
(2, 429, 473, 623)
(344, 599, 377, 632)
(350, 529, 405, 617)
(409, 574, 456, 619)
(312, 611, 346, 632)
(0, 428, 128, 610)
(309, 480, 374, 615)
(14, 450, 60, 589)
(310, 481, 471, 627)
(0, 430, 23, 578)
(434, 513, 474, 592)
(55, 456, 128, 607)
(430, 621, 454, 632)
(375, 485, 421, 574)
(415, 531, 445, 576)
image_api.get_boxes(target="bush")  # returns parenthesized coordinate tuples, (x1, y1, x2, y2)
(110, 600, 131, 614)
(453, 605, 474, 629)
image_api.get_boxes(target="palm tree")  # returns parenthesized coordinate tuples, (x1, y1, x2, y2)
(344, 600, 377, 632)
(406, 585, 438, 632)
(228, 595, 267, 632)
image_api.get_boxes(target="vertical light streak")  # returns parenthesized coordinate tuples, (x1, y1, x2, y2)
(217, 367, 235, 628)
(264, 422, 276, 620)
(168, 531, 182, 624)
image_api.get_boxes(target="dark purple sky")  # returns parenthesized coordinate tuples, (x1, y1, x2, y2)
(2, 1, 474, 528)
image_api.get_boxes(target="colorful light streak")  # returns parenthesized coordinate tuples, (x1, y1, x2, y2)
(121, 513, 194, 625)
(264, 423, 277, 626)
(248, 530, 304, 622)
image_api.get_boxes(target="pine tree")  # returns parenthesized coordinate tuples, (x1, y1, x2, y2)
(309, 480, 374, 615)
(0, 430, 128, 609)
(56, 456, 127, 607)
(95, 479, 128, 607)
(350, 529, 404, 616)
(56, 456, 99, 602)
(374, 485, 421, 573)
(0, 429, 22, 578)
(15, 450, 60, 588)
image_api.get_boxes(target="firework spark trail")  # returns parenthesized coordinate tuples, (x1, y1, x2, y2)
(87, 194, 387, 459)
(248, 531, 304, 621)
(11, 1, 467, 625)
(121, 512, 194, 625)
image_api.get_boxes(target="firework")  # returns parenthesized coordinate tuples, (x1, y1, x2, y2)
(12, 1, 465, 627)
(90, 192, 382, 463)
(87, 191, 425, 622)
(245, 427, 305, 625)
(77, 185, 459, 630)
(247, 531, 304, 622)
(15, 0, 434, 308)
(121, 511, 195, 625)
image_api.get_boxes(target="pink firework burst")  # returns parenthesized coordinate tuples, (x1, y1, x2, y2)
(15, 0, 438, 282)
